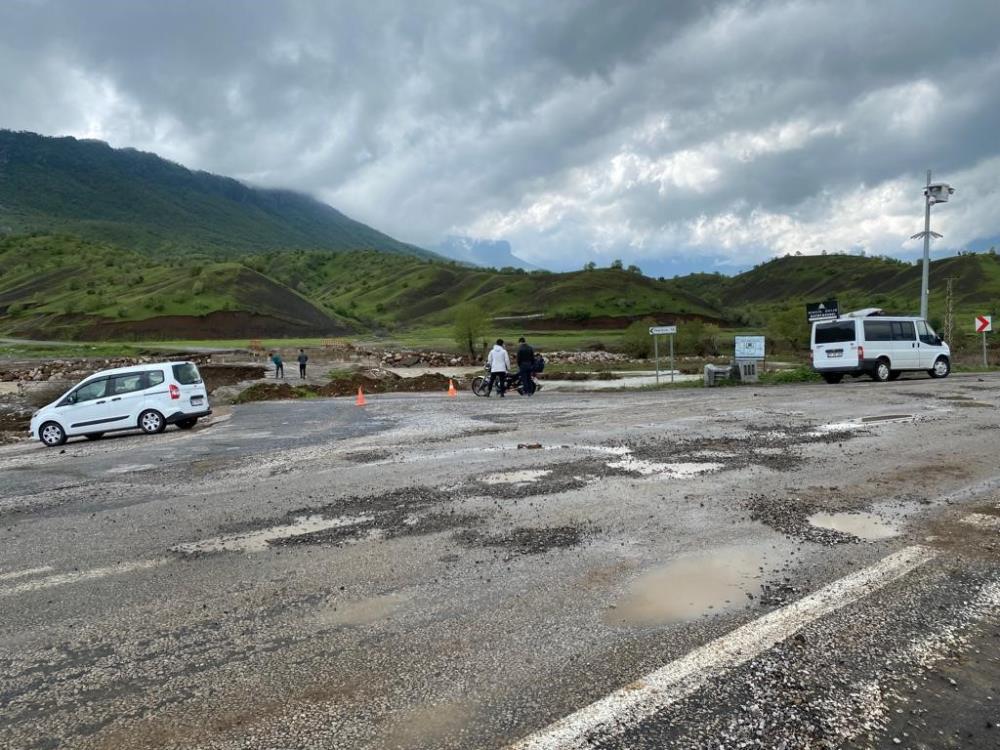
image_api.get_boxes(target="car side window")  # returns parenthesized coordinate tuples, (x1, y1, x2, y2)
(147, 370, 164, 387)
(74, 379, 108, 403)
(916, 321, 938, 345)
(111, 373, 145, 395)
(891, 321, 916, 341)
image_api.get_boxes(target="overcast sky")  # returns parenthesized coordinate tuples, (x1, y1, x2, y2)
(2, 0, 999, 274)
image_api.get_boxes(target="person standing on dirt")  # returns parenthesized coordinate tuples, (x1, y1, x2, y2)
(297, 349, 308, 379)
(486, 339, 511, 397)
(516, 336, 535, 396)
(271, 351, 284, 379)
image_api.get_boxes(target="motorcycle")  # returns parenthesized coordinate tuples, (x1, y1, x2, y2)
(470, 364, 541, 397)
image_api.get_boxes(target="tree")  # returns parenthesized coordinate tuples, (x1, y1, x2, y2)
(453, 304, 490, 359)
(767, 306, 808, 352)
(610, 259, 624, 270)
(622, 319, 654, 358)
(583, 261, 597, 271)
(626, 264, 642, 274)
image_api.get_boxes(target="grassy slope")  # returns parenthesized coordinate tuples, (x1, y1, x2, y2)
(0, 235, 351, 336)
(0, 130, 434, 259)
(252, 250, 721, 325)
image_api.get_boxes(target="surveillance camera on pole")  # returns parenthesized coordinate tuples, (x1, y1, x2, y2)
(910, 171, 955, 320)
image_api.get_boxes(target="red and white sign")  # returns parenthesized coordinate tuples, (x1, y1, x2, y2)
(976, 315, 992, 333)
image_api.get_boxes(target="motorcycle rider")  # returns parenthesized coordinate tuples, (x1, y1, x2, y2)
(486, 339, 511, 397)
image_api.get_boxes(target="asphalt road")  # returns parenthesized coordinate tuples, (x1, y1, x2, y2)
(2, 374, 1000, 750)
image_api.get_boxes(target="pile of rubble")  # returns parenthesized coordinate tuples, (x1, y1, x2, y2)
(0, 355, 212, 383)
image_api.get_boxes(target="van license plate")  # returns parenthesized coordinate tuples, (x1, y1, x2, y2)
(191, 396, 204, 405)
(827, 349, 843, 358)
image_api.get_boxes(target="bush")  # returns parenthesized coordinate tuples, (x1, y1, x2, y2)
(622, 319, 654, 358)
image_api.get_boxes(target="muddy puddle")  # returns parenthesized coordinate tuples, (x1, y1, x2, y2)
(606, 545, 771, 626)
(317, 592, 408, 627)
(807, 511, 899, 541)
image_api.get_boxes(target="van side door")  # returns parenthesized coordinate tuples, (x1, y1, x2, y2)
(916, 321, 944, 367)
(891, 321, 920, 369)
(58, 377, 112, 435)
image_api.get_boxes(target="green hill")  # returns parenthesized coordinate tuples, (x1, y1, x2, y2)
(0, 235, 352, 339)
(0, 130, 434, 259)
(0, 235, 722, 340)
(703, 253, 1000, 321)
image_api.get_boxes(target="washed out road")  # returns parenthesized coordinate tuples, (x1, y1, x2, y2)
(3, 375, 1000, 749)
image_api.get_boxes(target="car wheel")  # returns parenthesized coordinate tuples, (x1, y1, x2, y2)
(138, 409, 166, 434)
(888, 370, 901, 381)
(85, 432, 105, 440)
(822, 373, 843, 384)
(470, 376, 490, 397)
(39, 421, 67, 447)
(871, 359, 891, 382)
(176, 417, 198, 430)
(929, 357, 951, 379)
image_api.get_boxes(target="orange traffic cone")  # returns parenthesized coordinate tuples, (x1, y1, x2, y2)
(355, 387, 367, 406)
(448, 379, 457, 397)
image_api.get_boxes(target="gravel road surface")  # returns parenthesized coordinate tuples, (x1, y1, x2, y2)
(2, 374, 1000, 749)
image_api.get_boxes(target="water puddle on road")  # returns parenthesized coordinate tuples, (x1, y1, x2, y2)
(480, 469, 552, 484)
(606, 454, 724, 478)
(605, 545, 769, 626)
(381, 699, 476, 747)
(807, 511, 899, 541)
(318, 592, 408, 627)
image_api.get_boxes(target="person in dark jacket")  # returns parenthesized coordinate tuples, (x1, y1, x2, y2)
(271, 351, 284, 379)
(297, 349, 308, 378)
(516, 337, 535, 395)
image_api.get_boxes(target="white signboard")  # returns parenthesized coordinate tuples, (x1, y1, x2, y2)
(734, 335, 765, 359)
(975, 315, 992, 333)
(649, 325, 677, 335)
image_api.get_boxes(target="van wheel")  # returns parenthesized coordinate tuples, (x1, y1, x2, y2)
(138, 410, 166, 434)
(39, 421, 67, 447)
(929, 357, 950, 379)
(822, 374, 843, 384)
(888, 370, 901, 381)
(176, 417, 198, 430)
(85, 432, 105, 440)
(871, 359, 891, 382)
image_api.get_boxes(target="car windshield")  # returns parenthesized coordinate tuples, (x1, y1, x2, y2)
(171, 363, 202, 385)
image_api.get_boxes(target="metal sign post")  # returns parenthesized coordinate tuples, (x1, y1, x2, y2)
(649, 325, 677, 384)
(976, 315, 992, 367)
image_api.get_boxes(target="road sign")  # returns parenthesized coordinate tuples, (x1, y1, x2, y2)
(648, 326, 676, 384)
(976, 315, 992, 333)
(649, 325, 677, 335)
(734, 335, 765, 359)
(806, 299, 839, 323)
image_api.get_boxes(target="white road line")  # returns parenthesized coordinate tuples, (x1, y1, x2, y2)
(0, 558, 167, 597)
(0, 565, 54, 582)
(507, 545, 937, 750)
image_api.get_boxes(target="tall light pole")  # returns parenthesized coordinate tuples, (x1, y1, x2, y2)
(911, 170, 954, 320)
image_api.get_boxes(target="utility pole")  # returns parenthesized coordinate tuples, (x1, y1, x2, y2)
(911, 170, 953, 320)
(920, 170, 932, 320)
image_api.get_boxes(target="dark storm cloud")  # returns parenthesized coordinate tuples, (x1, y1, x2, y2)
(1, 0, 998, 270)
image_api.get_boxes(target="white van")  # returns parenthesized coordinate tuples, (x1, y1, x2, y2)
(811, 309, 950, 384)
(29, 361, 211, 447)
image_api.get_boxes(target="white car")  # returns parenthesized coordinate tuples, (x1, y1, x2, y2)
(29, 361, 211, 447)
(811, 309, 951, 384)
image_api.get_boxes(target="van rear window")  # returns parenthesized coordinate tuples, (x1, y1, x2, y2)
(815, 321, 855, 344)
(171, 363, 202, 385)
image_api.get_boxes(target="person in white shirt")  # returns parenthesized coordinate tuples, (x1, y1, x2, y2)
(486, 339, 511, 397)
